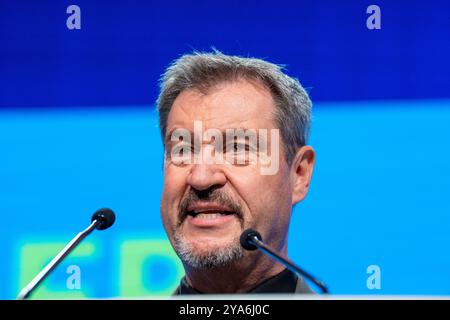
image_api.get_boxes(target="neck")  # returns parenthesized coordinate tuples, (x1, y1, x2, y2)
(183, 247, 287, 293)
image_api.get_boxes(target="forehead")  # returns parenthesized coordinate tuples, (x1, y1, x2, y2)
(166, 79, 278, 132)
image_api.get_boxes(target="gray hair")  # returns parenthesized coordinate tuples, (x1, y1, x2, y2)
(156, 51, 312, 165)
(173, 230, 244, 269)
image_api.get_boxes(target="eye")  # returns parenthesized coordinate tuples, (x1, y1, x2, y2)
(174, 143, 194, 152)
(167, 143, 195, 165)
(175, 145, 185, 156)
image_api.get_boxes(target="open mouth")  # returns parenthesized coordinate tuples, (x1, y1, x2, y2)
(186, 209, 236, 219)
(180, 202, 240, 226)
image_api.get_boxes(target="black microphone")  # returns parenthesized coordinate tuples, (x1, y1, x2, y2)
(240, 228, 329, 294)
(17, 208, 116, 300)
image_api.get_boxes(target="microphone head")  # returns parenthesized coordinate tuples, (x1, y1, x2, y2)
(91, 208, 116, 230)
(240, 229, 262, 251)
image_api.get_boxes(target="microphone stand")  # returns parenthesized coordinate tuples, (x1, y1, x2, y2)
(17, 219, 100, 300)
(243, 229, 329, 294)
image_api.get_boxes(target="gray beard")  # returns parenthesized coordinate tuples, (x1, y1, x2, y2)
(173, 231, 244, 269)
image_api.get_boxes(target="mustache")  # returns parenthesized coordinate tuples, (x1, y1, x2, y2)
(178, 188, 243, 224)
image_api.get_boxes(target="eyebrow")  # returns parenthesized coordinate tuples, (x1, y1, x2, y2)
(164, 128, 192, 146)
(164, 127, 260, 146)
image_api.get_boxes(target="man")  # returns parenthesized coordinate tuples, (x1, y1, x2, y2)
(157, 51, 315, 294)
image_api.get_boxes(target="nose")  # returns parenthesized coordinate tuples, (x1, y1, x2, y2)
(186, 151, 227, 191)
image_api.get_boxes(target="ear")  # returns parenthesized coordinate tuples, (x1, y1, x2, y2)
(291, 146, 315, 205)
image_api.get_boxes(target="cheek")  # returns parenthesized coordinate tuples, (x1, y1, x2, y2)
(160, 166, 187, 225)
(160, 187, 172, 233)
(229, 164, 292, 223)
(256, 179, 291, 214)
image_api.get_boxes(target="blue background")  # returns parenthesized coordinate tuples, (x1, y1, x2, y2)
(0, 1, 449, 298)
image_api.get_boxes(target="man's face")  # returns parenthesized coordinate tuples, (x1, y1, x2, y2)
(160, 79, 295, 269)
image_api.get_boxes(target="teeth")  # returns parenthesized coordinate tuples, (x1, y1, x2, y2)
(194, 213, 223, 219)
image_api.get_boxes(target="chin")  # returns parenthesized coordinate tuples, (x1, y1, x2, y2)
(188, 236, 235, 253)
(173, 232, 244, 269)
